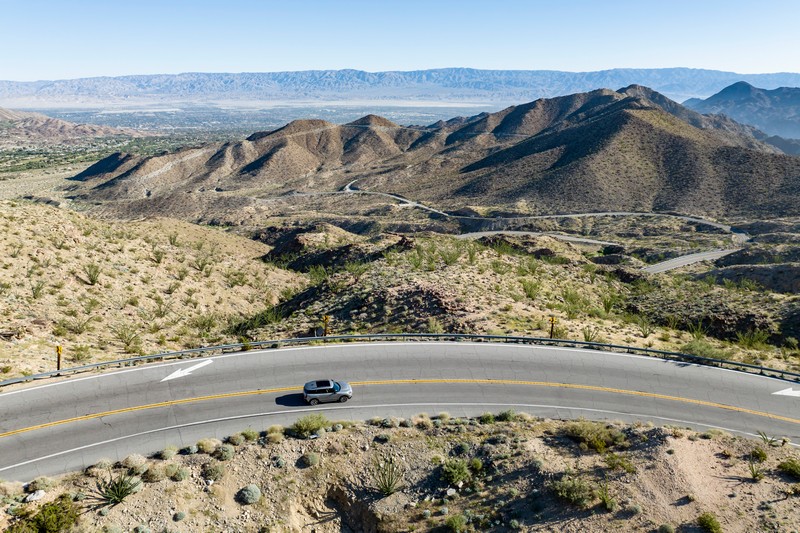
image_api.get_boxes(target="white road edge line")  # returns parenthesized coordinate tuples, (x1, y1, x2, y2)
(1, 402, 797, 473)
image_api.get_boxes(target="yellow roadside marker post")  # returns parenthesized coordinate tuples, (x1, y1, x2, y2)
(548, 317, 558, 339)
(56, 345, 63, 371)
(322, 315, 331, 337)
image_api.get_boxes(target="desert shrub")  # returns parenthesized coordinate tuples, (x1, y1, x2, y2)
(444, 514, 468, 532)
(469, 458, 483, 472)
(549, 475, 594, 508)
(133, 526, 150, 533)
(202, 461, 226, 481)
(399, 418, 413, 428)
(196, 438, 221, 454)
(697, 512, 722, 533)
(442, 459, 471, 485)
(267, 424, 284, 434)
(426, 316, 445, 334)
(416, 417, 433, 430)
(122, 453, 148, 474)
(267, 432, 284, 444)
(182, 444, 198, 455)
(658, 525, 675, 533)
(682, 339, 728, 360)
(227, 433, 245, 446)
(497, 409, 516, 422)
(292, 414, 329, 438)
(165, 464, 188, 482)
(173, 511, 186, 522)
(373, 454, 405, 496)
(778, 458, 800, 480)
(236, 484, 262, 505)
(564, 420, 627, 453)
(302, 452, 321, 467)
(142, 463, 166, 483)
(333, 423, 344, 432)
(111, 322, 141, 353)
(240, 428, 259, 442)
(453, 442, 470, 456)
(82, 263, 101, 285)
(273, 455, 286, 468)
(159, 445, 178, 460)
(750, 447, 768, 463)
(381, 417, 398, 428)
(603, 452, 637, 474)
(27, 476, 55, 492)
(6, 494, 78, 533)
(214, 444, 235, 461)
(736, 328, 770, 350)
(94, 471, 142, 506)
(437, 412, 451, 422)
(479, 412, 495, 424)
(747, 460, 764, 481)
(595, 481, 616, 512)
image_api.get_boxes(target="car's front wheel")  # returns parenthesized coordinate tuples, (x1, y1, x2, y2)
(339, 395, 350, 403)
(309, 398, 320, 406)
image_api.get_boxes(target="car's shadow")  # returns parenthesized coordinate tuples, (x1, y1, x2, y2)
(275, 393, 306, 407)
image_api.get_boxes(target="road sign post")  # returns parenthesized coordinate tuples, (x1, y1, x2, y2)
(548, 317, 557, 339)
(322, 315, 331, 337)
(56, 345, 63, 371)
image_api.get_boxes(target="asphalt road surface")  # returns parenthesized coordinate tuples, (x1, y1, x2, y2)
(1, 342, 797, 481)
(642, 249, 739, 273)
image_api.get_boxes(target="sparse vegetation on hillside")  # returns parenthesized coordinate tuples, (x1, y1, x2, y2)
(2, 412, 798, 532)
(0, 200, 301, 377)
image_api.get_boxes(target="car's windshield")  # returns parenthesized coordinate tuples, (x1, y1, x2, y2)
(333, 382, 341, 392)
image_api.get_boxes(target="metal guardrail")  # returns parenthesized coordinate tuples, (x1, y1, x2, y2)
(1, 333, 799, 389)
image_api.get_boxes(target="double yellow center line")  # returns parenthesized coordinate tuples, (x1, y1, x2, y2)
(1, 379, 798, 439)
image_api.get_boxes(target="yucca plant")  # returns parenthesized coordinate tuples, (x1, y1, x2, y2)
(373, 454, 405, 496)
(94, 469, 142, 506)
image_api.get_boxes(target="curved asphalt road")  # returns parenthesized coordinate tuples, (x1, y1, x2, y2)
(1, 342, 797, 481)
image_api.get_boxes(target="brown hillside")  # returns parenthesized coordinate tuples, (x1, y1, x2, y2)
(0, 105, 135, 146)
(67, 87, 800, 220)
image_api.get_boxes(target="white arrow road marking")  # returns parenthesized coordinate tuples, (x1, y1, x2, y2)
(772, 387, 800, 397)
(160, 360, 213, 382)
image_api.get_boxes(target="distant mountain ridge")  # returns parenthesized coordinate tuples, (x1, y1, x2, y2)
(685, 82, 800, 139)
(69, 85, 800, 220)
(0, 105, 134, 146)
(4, 68, 800, 107)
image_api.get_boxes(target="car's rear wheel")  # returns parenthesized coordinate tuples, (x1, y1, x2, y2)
(339, 395, 349, 403)
(309, 398, 319, 406)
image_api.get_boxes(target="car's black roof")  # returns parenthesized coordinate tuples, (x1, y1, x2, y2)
(304, 379, 333, 390)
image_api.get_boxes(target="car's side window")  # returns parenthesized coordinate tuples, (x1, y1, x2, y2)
(333, 382, 341, 393)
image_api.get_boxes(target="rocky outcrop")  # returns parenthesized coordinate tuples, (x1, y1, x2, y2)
(701, 264, 800, 294)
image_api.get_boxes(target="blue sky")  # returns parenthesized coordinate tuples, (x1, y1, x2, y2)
(2, 0, 799, 80)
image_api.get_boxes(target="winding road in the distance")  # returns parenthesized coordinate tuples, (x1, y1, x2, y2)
(1, 342, 798, 482)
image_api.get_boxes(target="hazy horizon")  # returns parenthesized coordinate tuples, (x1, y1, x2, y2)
(5, 66, 800, 84)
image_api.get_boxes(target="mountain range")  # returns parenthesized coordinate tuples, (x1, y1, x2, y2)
(69, 85, 800, 221)
(4, 68, 800, 108)
(685, 81, 800, 139)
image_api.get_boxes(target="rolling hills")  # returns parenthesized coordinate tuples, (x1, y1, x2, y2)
(685, 81, 800, 139)
(68, 86, 800, 220)
(0, 105, 134, 147)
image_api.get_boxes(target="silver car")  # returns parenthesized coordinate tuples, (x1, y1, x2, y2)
(303, 379, 353, 405)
